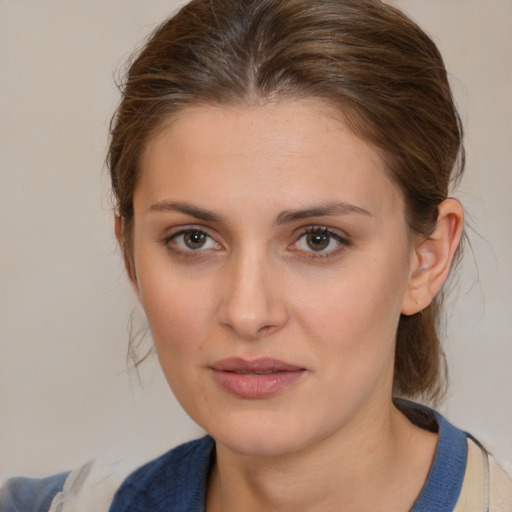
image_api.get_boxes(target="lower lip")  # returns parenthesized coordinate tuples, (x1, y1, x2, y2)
(211, 369, 305, 398)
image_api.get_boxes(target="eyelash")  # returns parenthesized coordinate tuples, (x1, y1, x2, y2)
(161, 227, 219, 257)
(292, 226, 350, 260)
(160, 225, 350, 260)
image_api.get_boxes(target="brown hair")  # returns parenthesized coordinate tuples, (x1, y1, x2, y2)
(108, 0, 464, 402)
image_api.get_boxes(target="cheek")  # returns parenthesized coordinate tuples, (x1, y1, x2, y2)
(295, 269, 406, 416)
(137, 272, 218, 414)
(298, 266, 404, 336)
(136, 260, 217, 359)
(292, 254, 409, 371)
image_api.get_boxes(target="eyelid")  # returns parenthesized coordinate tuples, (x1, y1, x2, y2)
(160, 225, 223, 254)
(297, 225, 350, 243)
(159, 224, 350, 261)
(288, 225, 351, 260)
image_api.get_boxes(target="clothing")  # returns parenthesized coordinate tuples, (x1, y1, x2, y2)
(1, 402, 511, 511)
(0, 472, 68, 512)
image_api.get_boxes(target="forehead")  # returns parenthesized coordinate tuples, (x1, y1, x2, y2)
(136, 99, 403, 219)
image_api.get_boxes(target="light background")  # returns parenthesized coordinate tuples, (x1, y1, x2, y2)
(1, 0, 511, 480)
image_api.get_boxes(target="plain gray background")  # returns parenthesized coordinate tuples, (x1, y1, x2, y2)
(1, 0, 511, 479)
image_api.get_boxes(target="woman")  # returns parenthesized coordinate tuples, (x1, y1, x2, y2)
(1, 0, 511, 510)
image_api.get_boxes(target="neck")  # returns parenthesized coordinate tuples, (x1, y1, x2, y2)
(206, 401, 437, 512)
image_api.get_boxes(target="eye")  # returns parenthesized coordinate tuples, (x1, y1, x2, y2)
(291, 227, 348, 257)
(164, 228, 221, 253)
(180, 231, 210, 250)
(302, 231, 333, 252)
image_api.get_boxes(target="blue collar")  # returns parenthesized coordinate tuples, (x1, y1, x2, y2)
(402, 401, 467, 511)
(110, 401, 468, 511)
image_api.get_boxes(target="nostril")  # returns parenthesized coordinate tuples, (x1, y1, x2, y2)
(217, 303, 288, 340)
(216, 261, 289, 339)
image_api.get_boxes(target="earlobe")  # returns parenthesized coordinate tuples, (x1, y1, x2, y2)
(401, 199, 464, 315)
(114, 215, 141, 301)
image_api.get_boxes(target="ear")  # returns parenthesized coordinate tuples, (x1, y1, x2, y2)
(401, 199, 464, 315)
(115, 215, 141, 301)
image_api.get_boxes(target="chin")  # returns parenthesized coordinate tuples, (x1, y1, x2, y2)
(218, 432, 305, 458)
(205, 412, 317, 458)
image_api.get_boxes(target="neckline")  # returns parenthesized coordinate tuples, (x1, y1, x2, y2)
(111, 401, 468, 511)
(201, 401, 467, 511)
(396, 399, 467, 511)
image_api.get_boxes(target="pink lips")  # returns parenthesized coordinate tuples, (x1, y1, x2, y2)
(210, 357, 306, 398)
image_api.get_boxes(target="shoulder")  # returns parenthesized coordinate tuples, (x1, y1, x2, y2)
(488, 452, 512, 512)
(0, 458, 137, 512)
(455, 435, 512, 512)
(0, 471, 69, 512)
(109, 435, 215, 512)
(397, 399, 512, 511)
(0, 438, 214, 512)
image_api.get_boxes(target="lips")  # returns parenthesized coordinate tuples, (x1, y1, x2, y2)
(210, 357, 306, 398)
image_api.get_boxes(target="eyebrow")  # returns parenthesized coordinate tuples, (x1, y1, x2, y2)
(148, 200, 371, 224)
(148, 201, 223, 223)
(275, 201, 372, 225)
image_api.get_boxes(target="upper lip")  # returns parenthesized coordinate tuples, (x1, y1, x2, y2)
(210, 357, 305, 373)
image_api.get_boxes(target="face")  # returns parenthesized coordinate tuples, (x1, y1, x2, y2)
(130, 99, 417, 457)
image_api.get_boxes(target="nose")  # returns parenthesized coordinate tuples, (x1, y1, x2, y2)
(217, 248, 288, 340)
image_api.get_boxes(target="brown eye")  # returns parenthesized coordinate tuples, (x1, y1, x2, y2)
(183, 231, 208, 249)
(291, 227, 348, 258)
(167, 229, 220, 253)
(305, 232, 331, 252)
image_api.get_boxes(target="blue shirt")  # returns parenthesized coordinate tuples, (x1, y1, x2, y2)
(0, 402, 469, 511)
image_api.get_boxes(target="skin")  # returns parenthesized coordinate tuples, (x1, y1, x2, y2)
(123, 99, 463, 511)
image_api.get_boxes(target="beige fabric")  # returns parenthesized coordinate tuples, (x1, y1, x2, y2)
(489, 454, 512, 512)
(454, 438, 487, 511)
(45, 438, 512, 512)
(48, 459, 134, 512)
(454, 438, 512, 512)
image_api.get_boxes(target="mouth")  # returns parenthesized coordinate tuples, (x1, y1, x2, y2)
(210, 357, 306, 398)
